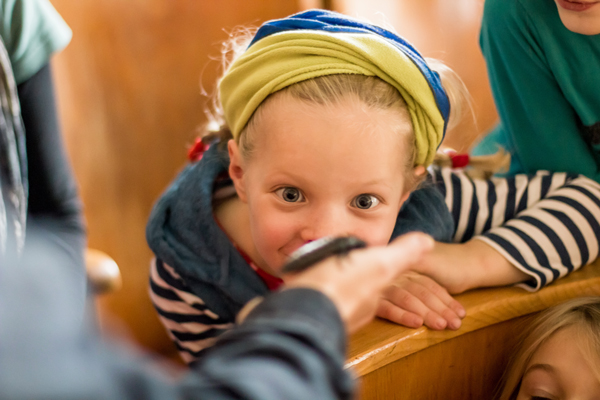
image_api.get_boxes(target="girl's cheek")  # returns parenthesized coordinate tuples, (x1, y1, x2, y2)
(254, 212, 300, 255)
(357, 215, 398, 247)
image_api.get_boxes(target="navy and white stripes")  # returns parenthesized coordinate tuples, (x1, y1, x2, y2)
(149, 259, 233, 364)
(433, 169, 600, 291)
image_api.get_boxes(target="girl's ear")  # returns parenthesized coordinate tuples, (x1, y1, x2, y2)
(400, 191, 410, 205)
(399, 165, 426, 208)
(414, 165, 426, 177)
(228, 139, 248, 202)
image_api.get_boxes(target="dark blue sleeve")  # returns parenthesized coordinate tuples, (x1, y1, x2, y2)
(392, 180, 455, 243)
(0, 231, 354, 400)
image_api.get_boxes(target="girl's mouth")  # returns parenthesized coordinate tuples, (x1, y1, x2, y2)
(556, 0, 600, 12)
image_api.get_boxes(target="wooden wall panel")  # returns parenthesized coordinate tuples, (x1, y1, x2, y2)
(334, 0, 497, 152)
(50, 0, 302, 356)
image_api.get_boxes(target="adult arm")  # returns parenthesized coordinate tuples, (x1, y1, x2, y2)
(1, 228, 432, 400)
(1, 243, 354, 400)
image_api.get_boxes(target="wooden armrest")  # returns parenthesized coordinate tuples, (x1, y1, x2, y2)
(85, 248, 122, 295)
(347, 261, 600, 399)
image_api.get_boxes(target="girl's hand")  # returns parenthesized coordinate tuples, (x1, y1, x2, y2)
(284, 233, 434, 334)
(376, 272, 466, 330)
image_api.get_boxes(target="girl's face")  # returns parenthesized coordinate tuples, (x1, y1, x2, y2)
(554, 0, 600, 35)
(516, 326, 600, 400)
(229, 94, 413, 273)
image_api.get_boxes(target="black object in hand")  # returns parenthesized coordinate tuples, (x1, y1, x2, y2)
(281, 236, 367, 274)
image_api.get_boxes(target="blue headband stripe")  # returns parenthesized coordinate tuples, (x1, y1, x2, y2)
(249, 9, 451, 130)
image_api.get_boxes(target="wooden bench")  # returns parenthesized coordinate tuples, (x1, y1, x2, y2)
(348, 261, 600, 399)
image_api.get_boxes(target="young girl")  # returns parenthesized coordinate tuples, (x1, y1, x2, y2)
(474, 0, 600, 180)
(497, 297, 600, 400)
(146, 10, 600, 364)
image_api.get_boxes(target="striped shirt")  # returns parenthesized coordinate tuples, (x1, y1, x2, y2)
(150, 168, 600, 363)
(432, 169, 600, 291)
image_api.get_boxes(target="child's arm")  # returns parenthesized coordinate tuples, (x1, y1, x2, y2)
(429, 169, 600, 291)
(377, 169, 600, 329)
(149, 258, 234, 364)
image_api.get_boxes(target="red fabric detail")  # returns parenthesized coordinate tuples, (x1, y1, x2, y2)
(188, 138, 210, 162)
(252, 265, 284, 291)
(235, 247, 283, 291)
(451, 153, 470, 169)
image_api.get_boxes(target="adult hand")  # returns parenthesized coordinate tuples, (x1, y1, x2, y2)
(283, 233, 434, 334)
(376, 271, 465, 330)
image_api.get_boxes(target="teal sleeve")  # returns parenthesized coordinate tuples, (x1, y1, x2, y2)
(0, 0, 71, 84)
(480, 0, 600, 181)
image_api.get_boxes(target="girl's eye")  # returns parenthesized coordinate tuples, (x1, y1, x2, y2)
(275, 187, 305, 203)
(352, 194, 380, 210)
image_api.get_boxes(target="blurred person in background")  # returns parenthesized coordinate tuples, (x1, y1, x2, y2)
(1, 0, 87, 317)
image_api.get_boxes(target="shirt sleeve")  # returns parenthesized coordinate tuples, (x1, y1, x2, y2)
(0, 0, 71, 83)
(190, 288, 354, 400)
(480, 0, 600, 180)
(149, 258, 235, 364)
(433, 167, 600, 291)
(1, 233, 355, 400)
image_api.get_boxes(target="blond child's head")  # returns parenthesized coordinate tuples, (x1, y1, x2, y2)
(208, 10, 464, 272)
(498, 297, 600, 400)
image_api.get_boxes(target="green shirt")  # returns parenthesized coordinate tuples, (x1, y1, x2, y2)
(476, 0, 600, 182)
(0, 0, 71, 84)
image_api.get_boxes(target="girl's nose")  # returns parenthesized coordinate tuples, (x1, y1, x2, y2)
(300, 206, 351, 242)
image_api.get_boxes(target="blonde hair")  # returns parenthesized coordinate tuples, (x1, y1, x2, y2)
(497, 297, 600, 400)
(202, 27, 471, 189)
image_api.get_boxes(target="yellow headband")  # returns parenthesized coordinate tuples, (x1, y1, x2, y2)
(219, 31, 445, 166)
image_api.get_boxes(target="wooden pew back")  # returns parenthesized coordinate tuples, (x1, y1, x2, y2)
(349, 262, 600, 399)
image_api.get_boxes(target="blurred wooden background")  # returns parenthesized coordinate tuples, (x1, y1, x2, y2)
(50, 0, 497, 359)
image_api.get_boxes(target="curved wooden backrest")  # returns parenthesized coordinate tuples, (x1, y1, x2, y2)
(348, 262, 600, 399)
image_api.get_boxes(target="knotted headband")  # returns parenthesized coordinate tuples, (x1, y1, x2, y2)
(219, 9, 450, 166)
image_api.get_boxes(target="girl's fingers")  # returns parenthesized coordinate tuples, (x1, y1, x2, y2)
(376, 299, 424, 328)
(414, 273, 466, 318)
(403, 277, 458, 329)
(381, 284, 448, 330)
(406, 274, 465, 329)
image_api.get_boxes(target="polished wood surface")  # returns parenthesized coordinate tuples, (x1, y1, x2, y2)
(348, 262, 600, 399)
(50, 0, 303, 356)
